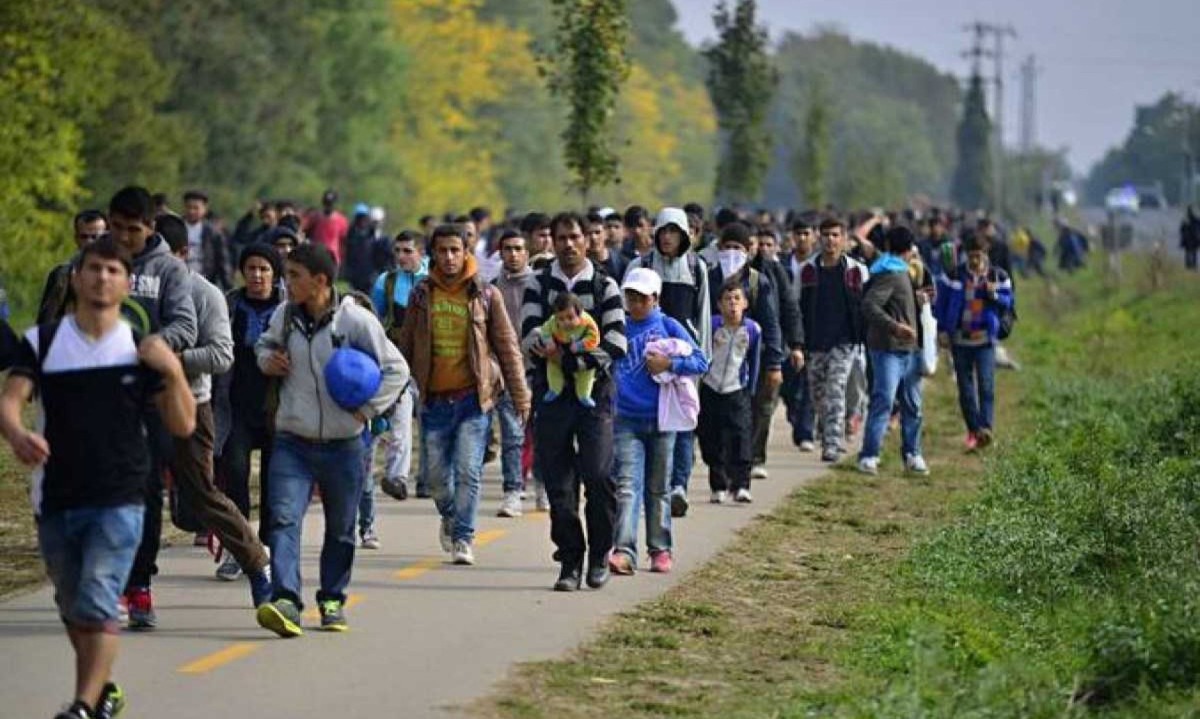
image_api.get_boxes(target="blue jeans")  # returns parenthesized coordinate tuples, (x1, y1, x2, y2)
(358, 432, 376, 535)
(860, 351, 924, 460)
(783, 363, 815, 444)
(952, 344, 996, 433)
(613, 416, 675, 565)
(267, 434, 366, 609)
(669, 430, 694, 492)
(420, 392, 490, 543)
(38, 504, 143, 630)
(495, 391, 525, 494)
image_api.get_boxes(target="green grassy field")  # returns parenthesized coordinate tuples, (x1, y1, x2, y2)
(477, 253, 1200, 718)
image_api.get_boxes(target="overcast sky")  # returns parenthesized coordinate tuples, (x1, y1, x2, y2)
(671, 0, 1200, 175)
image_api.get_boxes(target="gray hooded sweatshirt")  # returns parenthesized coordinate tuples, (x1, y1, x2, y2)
(129, 234, 198, 352)
(256, 292, 409, 441)
(180, 270, 234, 404)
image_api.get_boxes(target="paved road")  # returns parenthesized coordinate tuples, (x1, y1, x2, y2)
(0, 412, 828, 718)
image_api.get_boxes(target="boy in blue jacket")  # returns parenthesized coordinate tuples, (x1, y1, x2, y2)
(933, 232, 1014, 450)
(609, 268, 708, 576)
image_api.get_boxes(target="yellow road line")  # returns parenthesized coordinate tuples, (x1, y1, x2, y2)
(393, 529, 509, 580)
(475, 528, 507, 546)
(394, 557, 441, 580)
(178, 642, 262, 675)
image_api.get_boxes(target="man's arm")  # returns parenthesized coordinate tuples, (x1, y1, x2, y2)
(485, 288, 530, 412)
(181, 280, 234, 378)
(142, 335, 197, 437)
(519, 273, 547, 357)
(0, 374, 48, 467)
(255, 303, 290, 374)
(350, 306, 408, 420)
(695, 257, 712, 359)
(755, 274, 784, 370)
(156, 260, 199, 351)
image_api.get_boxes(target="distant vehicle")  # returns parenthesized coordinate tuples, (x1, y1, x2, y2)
(1135, 185, 1167, 209)
(1105, 186, 1140, 214)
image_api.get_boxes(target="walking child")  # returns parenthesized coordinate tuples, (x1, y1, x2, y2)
(698, 282, 761, 503)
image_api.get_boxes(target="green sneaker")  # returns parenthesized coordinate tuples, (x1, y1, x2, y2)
(256, 598, 303, 638)
(95, 682, 125, 719)
(318, 599, 347, 632)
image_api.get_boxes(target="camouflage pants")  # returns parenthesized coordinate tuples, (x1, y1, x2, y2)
(808, 344, 858, 453)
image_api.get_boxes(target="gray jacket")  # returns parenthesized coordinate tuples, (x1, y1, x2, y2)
(129, 235, 197, 351)
(181, 271, 233, 404)
(256, 293, 408, 441)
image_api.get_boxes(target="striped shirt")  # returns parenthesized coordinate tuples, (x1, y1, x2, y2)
(520, 260, 627, 371)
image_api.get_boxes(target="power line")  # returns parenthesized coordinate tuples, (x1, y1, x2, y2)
(1019, 54, 1040, 153)
(962, 21, 1017, 212)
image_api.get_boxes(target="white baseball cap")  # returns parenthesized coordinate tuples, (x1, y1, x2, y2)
(622, 267, 662, 297)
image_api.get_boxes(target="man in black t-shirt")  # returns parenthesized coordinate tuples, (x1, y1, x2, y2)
(0, 238, 196, 719)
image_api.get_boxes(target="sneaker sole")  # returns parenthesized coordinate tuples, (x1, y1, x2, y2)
(127, 617, 156, 631)
(496, 508, 522, 518)
(319, 621, 349, 633)
(256, 604, 303, 638)
(453, 556, 475, 566)
(215, 569, 243, 582)
(670, 493, 688, 518)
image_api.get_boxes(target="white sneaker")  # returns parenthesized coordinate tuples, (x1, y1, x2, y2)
(710, 490, 727, 504)
(215, 552, 242, 582)
(452, 539, 475, 565)
(439, 517, 453, 553)
(734, 488, 753, 503)
(857, 457, 880, 475)
(497, 490, 523, 518)
(360, 527, 381, 550)
(904, 454, 930, 475)
(750, 466, 768, 480)
(535, 484, 550, 512)
(798, 440, 816, 453)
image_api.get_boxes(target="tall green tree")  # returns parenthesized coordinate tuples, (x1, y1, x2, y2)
(543, 0, 631, 205)
(704, 0, 778, 204)
(1085, 92, 1200, 205)
(793, 78, 831, 208)
(951, 72, 993, 211)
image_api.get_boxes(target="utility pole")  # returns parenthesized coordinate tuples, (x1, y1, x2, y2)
(962, 21, 1017, 215)
(1019, 54, 1039, 153)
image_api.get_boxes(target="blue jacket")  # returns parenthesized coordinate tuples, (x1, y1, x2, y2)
(614, 308, 708, 422)
(933, 263, 1014, 343)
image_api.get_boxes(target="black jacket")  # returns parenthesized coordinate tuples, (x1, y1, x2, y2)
(796, 254, 868, 348)
(752, 254, 804, 349)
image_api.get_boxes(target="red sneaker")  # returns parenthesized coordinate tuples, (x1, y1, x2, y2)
(965, 432, 979, 451)
(649, 551, 673, 574)
(125, 587, 157, 630)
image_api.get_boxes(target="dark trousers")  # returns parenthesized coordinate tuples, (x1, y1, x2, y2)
(1186, 247, 1198, 271)
(750, 368, 781, 466)
(127, 413, 172, 590)
(174, 403, 269, 574)
(219, 416, 274, 545)
(535, 384, 616, 568)
(698, 385, 753, 492)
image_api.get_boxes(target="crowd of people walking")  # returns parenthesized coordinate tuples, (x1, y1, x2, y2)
(0, 186, 1027, 719)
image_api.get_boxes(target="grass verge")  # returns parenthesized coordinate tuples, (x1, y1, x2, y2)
(476, 254, 1200, 718)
